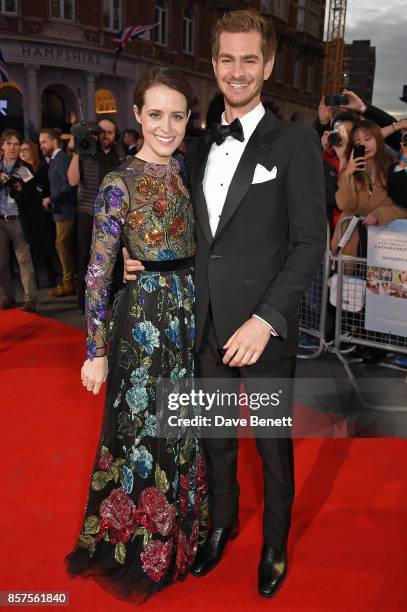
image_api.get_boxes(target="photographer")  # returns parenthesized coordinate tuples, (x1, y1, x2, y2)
(67, 118, 125, 312)
(0, 129, 38, 312)
(39, 128, 77, 298)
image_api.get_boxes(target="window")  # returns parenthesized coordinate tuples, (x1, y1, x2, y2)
(0, 0, 17, 13)
(154, 0, 168, 46)
(50, 0, 74, 21)
(293, 60, 302, 89)
(260, 0, 288, 20)
(103, 0, 121, 31)
(182, 8, 195, 54)
(95, 89, 117, 114)
(307, 65, 314, 92)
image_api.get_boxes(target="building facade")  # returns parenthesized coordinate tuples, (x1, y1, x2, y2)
(343, 40, 376, 104)
(0, 0, 326, 137)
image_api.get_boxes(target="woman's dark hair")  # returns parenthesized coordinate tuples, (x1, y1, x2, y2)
(134, 67, 194, 111)
(345, 119, 393, 190)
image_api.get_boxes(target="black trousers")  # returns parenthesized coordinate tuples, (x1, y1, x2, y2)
(197, 308, 296, 549)
(77, 212, 93, 310)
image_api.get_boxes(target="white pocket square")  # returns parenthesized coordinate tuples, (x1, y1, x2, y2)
(252, 164, 277, 184)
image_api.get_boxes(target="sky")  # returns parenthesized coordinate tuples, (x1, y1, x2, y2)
(343, 0, 407, 118)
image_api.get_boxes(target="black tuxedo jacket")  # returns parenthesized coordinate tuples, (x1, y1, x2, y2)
(189, 110, 326, 360)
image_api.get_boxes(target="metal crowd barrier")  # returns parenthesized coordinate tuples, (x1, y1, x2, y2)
(297, 215, 407, 412)
(298, 222, 332, 359)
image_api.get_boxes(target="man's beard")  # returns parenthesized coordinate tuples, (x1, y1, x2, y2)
(222, 80, 263, 109)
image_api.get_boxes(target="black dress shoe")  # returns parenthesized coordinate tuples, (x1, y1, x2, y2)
(258, 544, 287, 598)
(190, 523, 239, 577)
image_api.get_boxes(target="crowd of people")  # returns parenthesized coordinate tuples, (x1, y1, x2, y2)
(0, 120, 144, 313)
(300, 90, 407, 365)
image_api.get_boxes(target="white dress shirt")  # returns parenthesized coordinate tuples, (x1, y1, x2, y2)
(203, 102, 265, 236)
(203, 102, 277, 336)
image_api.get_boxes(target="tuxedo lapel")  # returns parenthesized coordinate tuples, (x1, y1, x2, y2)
(191, 134, 213, 244)
(213, 110, 280, 241)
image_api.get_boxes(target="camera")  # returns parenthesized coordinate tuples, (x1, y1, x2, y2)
(324, 94, 348, 107)
(70, 121, 102, 156)
(0, 171, 22, 189)
(327, 123, 348, 148)
(402, 133, 407, 147)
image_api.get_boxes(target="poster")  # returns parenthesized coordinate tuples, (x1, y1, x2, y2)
(365, 220, 407, 336)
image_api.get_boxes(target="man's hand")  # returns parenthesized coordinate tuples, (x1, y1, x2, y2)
(42, 197, 51, 209)
(81, 357, 108, 395)
(223, 318, 271, 367)
(0, 172, 8, 182)
(341, 89, 366, 113)
(123, 246, 145, 282)
(318, 97, 332, 125)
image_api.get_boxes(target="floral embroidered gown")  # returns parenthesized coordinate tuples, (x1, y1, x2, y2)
(65, 156, 208, 602)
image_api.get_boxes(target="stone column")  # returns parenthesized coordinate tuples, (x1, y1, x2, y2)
(84, 72, 96, 122)
(24, 64, 40, 135)
(122, 77, 138, 131)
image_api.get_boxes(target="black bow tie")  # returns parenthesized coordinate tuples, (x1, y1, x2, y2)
(210, 118, 245, 146)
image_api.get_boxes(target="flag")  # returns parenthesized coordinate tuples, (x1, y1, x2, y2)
(0, 49, 10, 84)
(112, 24, 158, 74)
(113, 24, 158, 54)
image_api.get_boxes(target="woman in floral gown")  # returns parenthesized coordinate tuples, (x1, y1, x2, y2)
(65, 68, 208, 602)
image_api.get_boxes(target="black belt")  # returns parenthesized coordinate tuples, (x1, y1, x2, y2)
(139, 256, 194, 272)
(0, 215, 18, 222)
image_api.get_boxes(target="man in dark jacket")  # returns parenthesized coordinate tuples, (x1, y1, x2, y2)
(0, 129, 38, 312)
(67, 119, 125, 311)
(39, 128, 77, 297)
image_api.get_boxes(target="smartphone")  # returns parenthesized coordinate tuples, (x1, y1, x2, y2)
(324, 93, 349, 107)
(353, 144, 365, 159)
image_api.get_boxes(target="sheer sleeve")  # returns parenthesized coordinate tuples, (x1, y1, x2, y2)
(85, 172, 129, 360)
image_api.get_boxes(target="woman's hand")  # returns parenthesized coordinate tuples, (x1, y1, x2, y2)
(363, 214, 378, 226)
(81, 357, 108, 395)
(318, 97, 332, 125)
(343, 149, 366, 177)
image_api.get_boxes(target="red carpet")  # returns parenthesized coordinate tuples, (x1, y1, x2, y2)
(1, 310, 407, 611)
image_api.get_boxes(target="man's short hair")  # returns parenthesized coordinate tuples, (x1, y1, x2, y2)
(124, 129, 139, 140)
(212, 9, 277, 62)
(0, 129, 23, 146)
(39, 127, 63, 147)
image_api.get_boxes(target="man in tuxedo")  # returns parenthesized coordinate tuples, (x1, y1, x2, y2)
(39, 128, 76, 297)
(124, 9, 325, 598)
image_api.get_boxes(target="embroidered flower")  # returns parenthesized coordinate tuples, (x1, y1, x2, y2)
(140, 539, 173, 583)
(157, 249, 177, 260)
(165, 317, 181, 348)
(97, 487, 139, 544)
(132, 321, 160, 355)
(129, 445, 153, 479)
(138, 487, 176, 536)
(98, 451, 113, 471)
(121, 465, 134, 494)
(139, 272, 160, 293)
(126, 385, 149, 418)
(130, 366, 149, 387)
